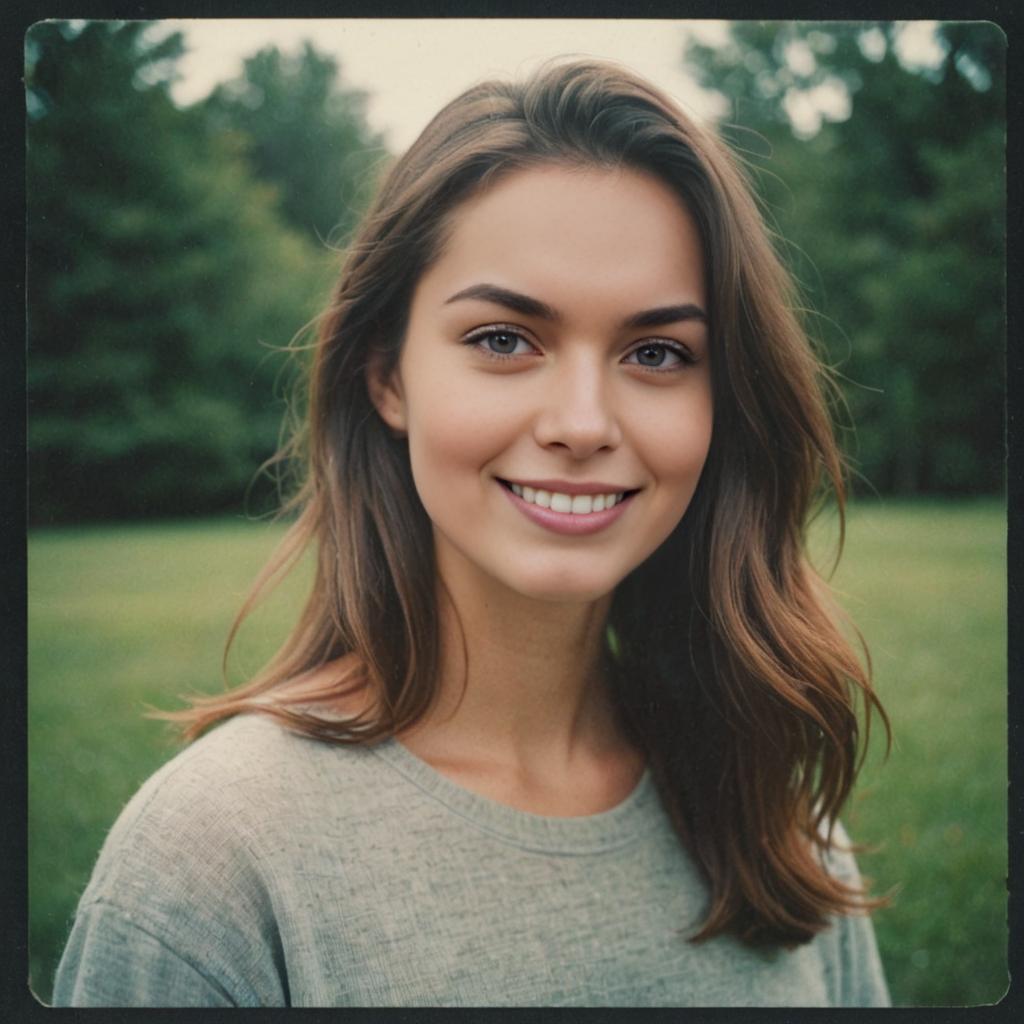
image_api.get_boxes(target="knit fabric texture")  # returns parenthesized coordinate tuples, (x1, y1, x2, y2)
(53, 714, 890, 1007)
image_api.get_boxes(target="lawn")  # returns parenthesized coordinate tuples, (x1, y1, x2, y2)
(27, 499, 1007, 1005)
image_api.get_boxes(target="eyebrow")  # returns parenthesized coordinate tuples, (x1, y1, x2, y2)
(622, 303, 707, 329)
(445, 283, 559, 321)
(444, 283, 707, 330)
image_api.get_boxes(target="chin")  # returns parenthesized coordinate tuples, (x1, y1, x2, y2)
(503, 567, 620, 606)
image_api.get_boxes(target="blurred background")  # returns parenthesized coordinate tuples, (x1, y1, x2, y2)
(26, 19, 1006, 1006)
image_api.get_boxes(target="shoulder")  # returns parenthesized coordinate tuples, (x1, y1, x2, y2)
(813, 820, 891, 1008)
(104, 714, 308, 838)
(818, 819, 862, 885)
(79, 713, 380, 910)
(56, 714, 384, 1006)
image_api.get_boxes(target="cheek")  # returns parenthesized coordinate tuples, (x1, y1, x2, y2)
(634, 386, 714, 490)
(404, 386, 516, 499)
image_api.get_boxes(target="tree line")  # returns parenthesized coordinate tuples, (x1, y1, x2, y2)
(26, 21, 1005, 523)
(27, 22, 384, 522)
(684, 22, 1005, 496)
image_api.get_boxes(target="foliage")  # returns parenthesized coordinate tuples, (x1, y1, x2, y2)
(685, 22, 1005, 495)
(27, 501, 1007, 1004)
(26, 22, 337, 523)
(202, 42, 387, 245)
(25, 21, 1004, 524)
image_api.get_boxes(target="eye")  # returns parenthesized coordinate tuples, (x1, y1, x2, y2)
(623, 341, 693, 371)
(464, 326, 537, 359)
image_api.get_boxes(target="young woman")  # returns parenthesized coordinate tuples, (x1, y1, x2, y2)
(54, 59, 890, 1007)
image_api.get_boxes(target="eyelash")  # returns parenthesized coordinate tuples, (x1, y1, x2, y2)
(462, 326, 696, 372)
(464, 325, 537, 360)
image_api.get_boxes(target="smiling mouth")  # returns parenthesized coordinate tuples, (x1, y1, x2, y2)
(498, 479, 640, 515)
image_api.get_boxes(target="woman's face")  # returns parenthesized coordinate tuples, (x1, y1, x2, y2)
(371, 162, 713, 604)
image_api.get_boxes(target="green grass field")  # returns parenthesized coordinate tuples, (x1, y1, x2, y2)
(28, 500, 1007, 1005)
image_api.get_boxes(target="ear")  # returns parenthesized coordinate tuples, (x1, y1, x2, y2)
(365, 350, 408, 436)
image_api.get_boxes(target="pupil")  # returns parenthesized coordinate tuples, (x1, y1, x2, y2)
(639, 345, 664, 366)
(491, 333, 517, 353)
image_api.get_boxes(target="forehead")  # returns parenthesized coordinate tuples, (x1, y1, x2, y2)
(418, 163, 706, 311)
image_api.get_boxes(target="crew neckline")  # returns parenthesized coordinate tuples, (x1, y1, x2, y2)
(370, 737, 657, 855)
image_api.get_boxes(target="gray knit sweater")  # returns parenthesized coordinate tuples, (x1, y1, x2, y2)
(53, 714, 890, 1007)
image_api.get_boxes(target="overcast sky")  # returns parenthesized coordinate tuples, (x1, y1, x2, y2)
(159, 19, 731, 151)
(156, 19, 947, 153)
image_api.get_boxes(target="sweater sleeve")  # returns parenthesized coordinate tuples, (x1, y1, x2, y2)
(832, 899, 891, 1007)
(50, 739, 291, 1008)
(53, 900, 237, 1007)
(820, 822, 891, 1007)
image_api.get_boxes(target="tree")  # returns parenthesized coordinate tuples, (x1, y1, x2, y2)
(685, 22, 1005, 494)
(27, 22, 334, 522)
(202, 42, 387, 245)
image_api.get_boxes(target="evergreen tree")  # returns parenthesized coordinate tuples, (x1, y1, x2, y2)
(685, 22, 1005, 494)
(202, 42, 387, 245)
(27, 22, 333, 522)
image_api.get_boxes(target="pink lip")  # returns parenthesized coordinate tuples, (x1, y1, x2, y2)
(500, 478, 636, 496)
(498, 481, 637, 536)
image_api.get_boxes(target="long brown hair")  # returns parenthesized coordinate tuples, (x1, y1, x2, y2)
(167, 59, 888, 947)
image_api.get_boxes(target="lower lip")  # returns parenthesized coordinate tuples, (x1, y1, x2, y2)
(499, 482, 637, 536)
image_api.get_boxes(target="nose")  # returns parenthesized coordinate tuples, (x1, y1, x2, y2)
(532, 353, 623, 458)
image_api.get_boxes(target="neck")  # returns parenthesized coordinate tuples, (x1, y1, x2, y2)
(400, 564, 624, 780)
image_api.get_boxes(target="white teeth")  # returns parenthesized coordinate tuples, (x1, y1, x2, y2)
(507, 483, 625, 515)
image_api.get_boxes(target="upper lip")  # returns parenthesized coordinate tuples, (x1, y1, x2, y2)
(499, 477, 639, 496)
